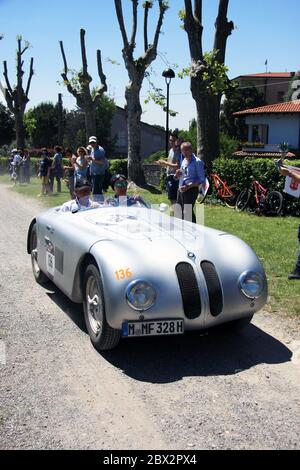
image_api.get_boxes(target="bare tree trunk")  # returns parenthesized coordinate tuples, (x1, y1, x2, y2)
(125, 79, 146, 185)
(15, 111, 26, 149)
(84, 107, 97, 142)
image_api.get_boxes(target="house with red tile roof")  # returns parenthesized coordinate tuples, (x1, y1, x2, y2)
(234, 72, 295, 105)
(232, 100, 300, 158)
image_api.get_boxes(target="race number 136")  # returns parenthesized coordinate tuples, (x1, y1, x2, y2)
(115, 268, 132, 281)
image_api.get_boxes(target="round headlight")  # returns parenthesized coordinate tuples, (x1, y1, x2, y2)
(238, 271, 264, 299)
(126, 280, 156, 311)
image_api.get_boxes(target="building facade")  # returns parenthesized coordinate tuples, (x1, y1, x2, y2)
(111, 106, 165, 159)
(234, 73, 295, 105)
(233, 100, 300, 157)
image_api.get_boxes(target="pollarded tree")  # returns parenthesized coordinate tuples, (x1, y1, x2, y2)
(0, 36, 34, 149)
(59, 29, 107, 142)
(182, 0, 234, 171)
(114, 0, 168, 186)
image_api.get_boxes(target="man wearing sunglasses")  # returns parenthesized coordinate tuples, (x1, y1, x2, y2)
(106, 174, 148, 207)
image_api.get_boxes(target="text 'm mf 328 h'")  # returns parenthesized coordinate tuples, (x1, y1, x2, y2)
(27, 204, 268, 350)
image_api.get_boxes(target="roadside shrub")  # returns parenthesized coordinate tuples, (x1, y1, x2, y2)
(212, 157, 300, 216)
(108, 159, 128, 177)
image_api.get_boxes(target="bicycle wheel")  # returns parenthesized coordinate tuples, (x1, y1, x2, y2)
(235, 188, 251, 212)
(224, 193, 237, 208)
(265, 191, 283, 216)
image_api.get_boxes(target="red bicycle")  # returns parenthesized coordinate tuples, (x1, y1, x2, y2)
(235, 180, 283, 216)
(197, 173, 237, 208)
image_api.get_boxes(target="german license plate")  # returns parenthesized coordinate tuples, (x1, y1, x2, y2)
(122, 319, 184, 338)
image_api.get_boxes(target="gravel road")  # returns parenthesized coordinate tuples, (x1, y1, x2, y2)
(0, 184, 299, 450)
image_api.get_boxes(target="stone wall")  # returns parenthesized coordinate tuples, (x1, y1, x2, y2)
(143, 164, 163, 186)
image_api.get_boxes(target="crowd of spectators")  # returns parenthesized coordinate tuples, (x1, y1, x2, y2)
(7, 136, 110, 200)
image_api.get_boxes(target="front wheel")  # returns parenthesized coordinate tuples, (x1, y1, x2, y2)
(83, 263, 121, 351)
(30, 224, 49, 285)
(265, 191, 283, 216)
(235, 188, 251, 212)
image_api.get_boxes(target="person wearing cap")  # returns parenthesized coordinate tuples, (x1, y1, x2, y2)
(88, 136, 108, 202)
(59, 179, 101, 213)
(105, 174, 148, 208)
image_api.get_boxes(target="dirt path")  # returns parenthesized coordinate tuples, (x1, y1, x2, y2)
(0, 184, 299, 450)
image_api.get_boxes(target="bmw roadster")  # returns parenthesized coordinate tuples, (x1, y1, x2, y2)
(27, 204, 268, 350)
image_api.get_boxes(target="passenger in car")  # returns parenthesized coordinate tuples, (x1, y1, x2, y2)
(59, 179, 101, 213)
(105, 174, 148, 208)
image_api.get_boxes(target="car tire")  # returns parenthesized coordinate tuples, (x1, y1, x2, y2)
(30, 224, 49, 285)
(83, 263, 121, 351)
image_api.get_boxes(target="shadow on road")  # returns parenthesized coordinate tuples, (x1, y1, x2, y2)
(102, 325, 292, 383)
(45, 284, 87, 334)
(45, 284, 292, 384)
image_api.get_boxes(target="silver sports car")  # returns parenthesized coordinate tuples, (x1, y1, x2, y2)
(27, 204, 268, 350)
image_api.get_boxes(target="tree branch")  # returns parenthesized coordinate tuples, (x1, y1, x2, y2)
(144, 0, 166, 63)
(214, 0, 234, 63)
(94, 49, 108, 100)
(114, 0, 130, 49)
(59, 40, 78, 98)
(194, 0, 202, 25)
(184, 0, 203, 61)
(59, 40, 68, 76)
(3, 61, 13, 95)
(80, 29, 88, 75)
(25, 57, 34, 97)
(143, 1, 150, 52)
(130, 0, 138, 50)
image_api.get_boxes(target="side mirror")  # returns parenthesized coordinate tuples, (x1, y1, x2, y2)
(159, 203, 169, 213)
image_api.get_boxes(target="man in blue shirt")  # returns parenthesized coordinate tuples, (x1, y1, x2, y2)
(88, 136, 107, 201)
(175, 142, 206, 223)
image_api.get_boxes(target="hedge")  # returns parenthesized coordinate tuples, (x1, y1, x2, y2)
(212, 158, 300, 216)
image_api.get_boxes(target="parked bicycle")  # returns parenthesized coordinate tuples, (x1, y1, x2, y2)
(197, 173, 237, 208)
(235, 179, 283, 216)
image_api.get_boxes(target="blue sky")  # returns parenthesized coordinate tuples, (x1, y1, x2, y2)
(0, 0, 299, 130)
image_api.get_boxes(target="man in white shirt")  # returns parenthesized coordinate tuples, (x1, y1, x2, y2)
(11, 149, 22, 182)
(60, 179, 101, 213)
